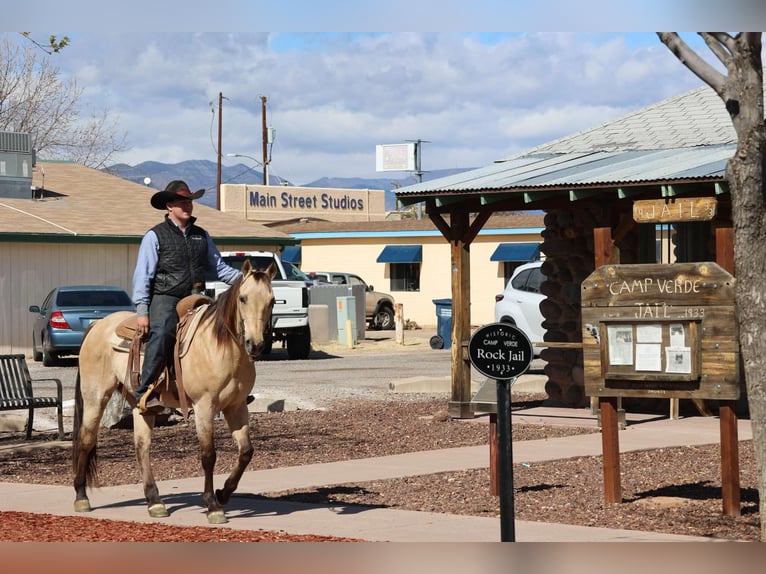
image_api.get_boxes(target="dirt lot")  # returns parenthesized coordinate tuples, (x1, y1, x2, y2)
(0, 392, 760, 542)
(0, 327, 760, 542)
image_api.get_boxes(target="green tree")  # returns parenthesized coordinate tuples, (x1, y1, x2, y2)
(658, 32, 766, 541)
(20, 32, 70, 54)
(0, 35, 128, 169)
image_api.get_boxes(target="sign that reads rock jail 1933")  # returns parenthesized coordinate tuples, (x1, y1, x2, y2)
(468, 323, 533, 380)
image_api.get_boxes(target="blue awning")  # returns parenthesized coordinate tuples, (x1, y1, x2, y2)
(490, 243, 540, 262)
(376, 244, 423, 263)
(281, 245, 301, 264)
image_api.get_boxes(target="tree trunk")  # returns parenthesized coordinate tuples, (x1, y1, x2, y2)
(727, 102, 766, 544)
(659, 32, 766, 540)
(722, 41, 766, 542)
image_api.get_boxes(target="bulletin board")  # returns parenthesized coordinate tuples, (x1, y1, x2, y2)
(581, 262, 739, 400)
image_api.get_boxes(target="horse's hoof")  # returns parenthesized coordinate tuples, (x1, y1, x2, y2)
(74, 499, 91, 513)
(148, 503, 169, 518)
(207, 510, 228, 524)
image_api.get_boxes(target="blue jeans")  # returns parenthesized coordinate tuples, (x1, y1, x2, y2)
(136, 294, 180, 401)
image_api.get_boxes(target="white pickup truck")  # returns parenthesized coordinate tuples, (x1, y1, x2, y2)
(205, 251, 312, 359)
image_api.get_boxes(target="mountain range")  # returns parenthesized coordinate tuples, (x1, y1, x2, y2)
(104, 160, 473, 211)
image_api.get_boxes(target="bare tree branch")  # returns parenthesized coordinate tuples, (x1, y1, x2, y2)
(656, 32, 726, 94)
(701, 33, 735, 69)
(0, 35, 129, 168)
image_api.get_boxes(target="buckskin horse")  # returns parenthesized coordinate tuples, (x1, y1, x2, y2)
(72, 260, 276, 524)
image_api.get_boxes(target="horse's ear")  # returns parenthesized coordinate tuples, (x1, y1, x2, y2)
(266, 261, 278, 280)
(241, 259, 253, 276)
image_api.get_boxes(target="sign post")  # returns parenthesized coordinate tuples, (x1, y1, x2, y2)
(468, 323, 533, 542)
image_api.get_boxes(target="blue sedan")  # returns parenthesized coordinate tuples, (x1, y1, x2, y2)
(29, 285, 135, 366)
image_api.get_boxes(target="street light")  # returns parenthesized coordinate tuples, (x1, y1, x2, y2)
(227, 153, 266, 189)
(227, 153, 263, 167)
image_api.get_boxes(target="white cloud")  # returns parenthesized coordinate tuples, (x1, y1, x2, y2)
(27, 32, 720, 184)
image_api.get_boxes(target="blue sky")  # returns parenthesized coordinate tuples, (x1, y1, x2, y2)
(13, 1, 764, 32)
(6, 0, 763, 186)
(13, 31, 723, 186)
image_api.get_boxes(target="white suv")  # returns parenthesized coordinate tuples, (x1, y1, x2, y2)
(494, 260, 545, 354)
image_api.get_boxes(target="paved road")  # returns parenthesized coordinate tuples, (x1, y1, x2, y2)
(24, 326, 544, 412)
(24, 328, 445, 404)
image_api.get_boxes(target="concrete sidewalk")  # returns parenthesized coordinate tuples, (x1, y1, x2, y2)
(0, 404, 751, 542)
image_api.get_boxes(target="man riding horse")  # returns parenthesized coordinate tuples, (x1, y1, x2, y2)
(132, 180, 241, 414)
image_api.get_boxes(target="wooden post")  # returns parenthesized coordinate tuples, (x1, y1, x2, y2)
(593, 227, 622, 503)
(669, 398, 680, 420)
(716, 225, 740, 516)
(719, 402, 740, 516)
(489, 413, 498, 496)
(600, 396, 622, 503)
(394, 303, 404, 345)
(448, 211, 473, 419)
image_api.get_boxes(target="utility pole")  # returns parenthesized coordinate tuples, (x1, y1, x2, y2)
(407, 139, 429, 218)
(261, 95, 268, 185)
(216, 92, 223, 210)
(406, 139, 429, 183)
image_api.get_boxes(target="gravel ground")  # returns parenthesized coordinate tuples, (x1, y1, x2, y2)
(0, 392, 760, 542)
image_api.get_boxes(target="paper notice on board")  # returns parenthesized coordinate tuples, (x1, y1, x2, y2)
(669, 324, 685, 347)
(636, 324, 662, 343)
(665, 347, 691, 374)
(607, 325, 633, 365)
(636, 343, 662, 371)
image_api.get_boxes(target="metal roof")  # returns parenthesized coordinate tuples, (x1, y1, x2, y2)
(396, 82, 740, 207)
(397, 145, 733, 197)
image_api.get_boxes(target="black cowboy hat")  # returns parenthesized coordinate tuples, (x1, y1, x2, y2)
(150, 180, 205, 210)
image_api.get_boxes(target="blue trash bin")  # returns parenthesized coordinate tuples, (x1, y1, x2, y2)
(430, 298, 452, 349)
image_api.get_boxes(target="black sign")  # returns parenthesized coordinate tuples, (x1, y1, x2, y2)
(468, 323, 533, 380)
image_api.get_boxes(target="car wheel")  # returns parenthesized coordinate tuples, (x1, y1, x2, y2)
(42, 337, 58, 367)
(373, 306, 395, 330)
(261, 329, 273, 356)
(429, 335, 444, 349)
(286, 327, 311, 360)
(32, 334, 43, 362)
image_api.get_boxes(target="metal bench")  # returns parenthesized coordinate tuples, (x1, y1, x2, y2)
(0, 354, 64, 439)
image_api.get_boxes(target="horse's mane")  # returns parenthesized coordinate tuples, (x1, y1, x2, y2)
(201, 269, 272, 348)
(202, 275, 243, 347)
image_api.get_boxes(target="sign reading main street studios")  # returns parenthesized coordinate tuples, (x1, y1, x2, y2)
(219, 183, 387, 223)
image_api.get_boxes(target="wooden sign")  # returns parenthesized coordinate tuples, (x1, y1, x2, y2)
(581, 262, 739, 400)
(633, 197, 717, 223)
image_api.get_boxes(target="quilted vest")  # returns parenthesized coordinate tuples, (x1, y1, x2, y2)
(151, 215, 209, 298)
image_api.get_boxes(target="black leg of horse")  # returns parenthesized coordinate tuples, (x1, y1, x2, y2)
(215, 405, 255, 506)
(133, 410, 169, 517)
(72, 377, 103, 513)
(196, 403, 254, 524)
(73, 434, 96, 512)
(201, 446, 226, 523)
(195, 403, 228, 524)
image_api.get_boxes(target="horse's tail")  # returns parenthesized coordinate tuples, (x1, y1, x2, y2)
(71, 368, 98, 487)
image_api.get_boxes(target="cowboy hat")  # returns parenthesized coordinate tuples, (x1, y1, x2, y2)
(150, 180, 205, 209)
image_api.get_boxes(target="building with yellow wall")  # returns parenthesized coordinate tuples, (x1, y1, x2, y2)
(222, 180, 544, 329)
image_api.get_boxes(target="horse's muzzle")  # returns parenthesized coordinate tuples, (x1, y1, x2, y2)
(245, 339, 264, 361)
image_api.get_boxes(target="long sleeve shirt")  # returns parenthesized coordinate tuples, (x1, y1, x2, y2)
(132, 225, 241, 317)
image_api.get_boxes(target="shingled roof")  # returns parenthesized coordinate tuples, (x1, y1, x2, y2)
(396, 82, 737, 202)
(0, 161, 294, 244)
(515, 83, 735, 156)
